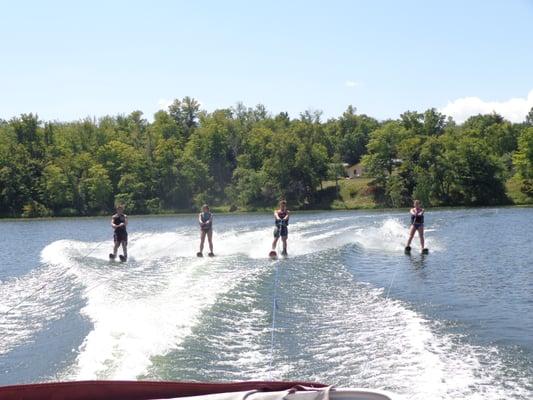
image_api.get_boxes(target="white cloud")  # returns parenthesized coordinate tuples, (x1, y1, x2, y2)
(345, 80, 360, 88)
(440, 90, 533, 123)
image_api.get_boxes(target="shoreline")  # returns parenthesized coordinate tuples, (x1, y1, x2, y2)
(1, 203, 532, 221)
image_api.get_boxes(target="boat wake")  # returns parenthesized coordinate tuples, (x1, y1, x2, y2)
(0, 214, 529, 399)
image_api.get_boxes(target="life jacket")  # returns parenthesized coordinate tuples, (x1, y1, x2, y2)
(200, 212, 212, 230)
(411, 209, 424, 225)
(276, 210, 289, 226)
(200, 212, 212, 223)
(113, 214, 127, 233)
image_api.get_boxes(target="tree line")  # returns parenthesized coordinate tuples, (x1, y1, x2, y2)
(1, 97, 532, 217)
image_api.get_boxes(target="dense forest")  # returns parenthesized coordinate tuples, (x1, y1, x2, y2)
(1, 97, 532, 217)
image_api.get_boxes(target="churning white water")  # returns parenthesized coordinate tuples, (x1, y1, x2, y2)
(0, 210, 531, 399)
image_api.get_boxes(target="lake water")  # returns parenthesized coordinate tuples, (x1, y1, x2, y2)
(0, 209, 532, 399)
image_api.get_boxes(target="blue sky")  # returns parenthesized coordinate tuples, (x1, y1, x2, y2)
(1, 0, 532, 122)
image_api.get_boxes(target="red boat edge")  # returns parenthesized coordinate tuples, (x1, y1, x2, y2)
(0, 380, 329, 400)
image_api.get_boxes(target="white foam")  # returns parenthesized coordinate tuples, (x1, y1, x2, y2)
(0, 216, 437, 358)
(3, 215, 453, 383)
(0, 242, 80, 355)
(349, 218, 443, 253)
(213, 265, 526, 399)
(61, 254, 258, 379)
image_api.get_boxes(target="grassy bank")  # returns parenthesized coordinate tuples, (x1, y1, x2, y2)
(314, 178, 378, 210)
(314, 177, 533, 210)
(505, 176, 533, 205)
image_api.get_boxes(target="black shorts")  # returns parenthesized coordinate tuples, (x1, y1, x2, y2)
(114, 231, 128, 244)
(274, 225, 288, 238)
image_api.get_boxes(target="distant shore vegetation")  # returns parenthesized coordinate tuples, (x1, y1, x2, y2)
(1, 98, 533, 217)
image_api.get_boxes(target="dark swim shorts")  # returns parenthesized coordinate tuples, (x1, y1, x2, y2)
(274, 225, 288, 238)
(114, 231, 128, 243)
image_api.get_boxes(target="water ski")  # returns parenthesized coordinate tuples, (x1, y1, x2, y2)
(404, 246, 411, 254)
(119, 255, 127, 262)
(269, 250, 277, 259)
(196, 252, 203, 257)
(422, 248, 429, 255)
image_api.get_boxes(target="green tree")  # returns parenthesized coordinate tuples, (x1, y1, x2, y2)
(362, 122, 408, 182)
(227, 167, 269, 207)
(422, 108, 446, 136)
(448, 137, 507, 205)
(526, 107, 533, 126)
(513, 127, 533, 197)
(81, 164, 113, 212)
(513, 127, 533, 178)
(185, 110, 235, 198)
(0, 100, 528, 215)
(168, 97, 201, 139)
(400, 111, 424, 135)
(336, 106, 379, 164)
(153, 138, 187, 209)
(41, 164, 72, 212)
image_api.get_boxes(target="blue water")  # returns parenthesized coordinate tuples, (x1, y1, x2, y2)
(0, 209, 532, 399)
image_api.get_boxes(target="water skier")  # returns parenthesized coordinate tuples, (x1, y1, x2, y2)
(405, 199, 427, 254)
(270, 199, 290, 257)
(198, 204, 214, 257)
(109, 204, 128, 262)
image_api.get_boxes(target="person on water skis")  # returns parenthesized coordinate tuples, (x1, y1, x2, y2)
(198, 204, 214, 257)
(110, 204, 128, 261)
(405, 199, 427, 254)
(270, 199, 290, 257)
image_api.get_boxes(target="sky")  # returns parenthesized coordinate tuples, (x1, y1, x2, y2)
(0, 0, 532, 123)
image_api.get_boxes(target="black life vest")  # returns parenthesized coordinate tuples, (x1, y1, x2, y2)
(113, 214, 127, 233)
(411, 210, 424, 225)
(276, 210, 289, 226)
